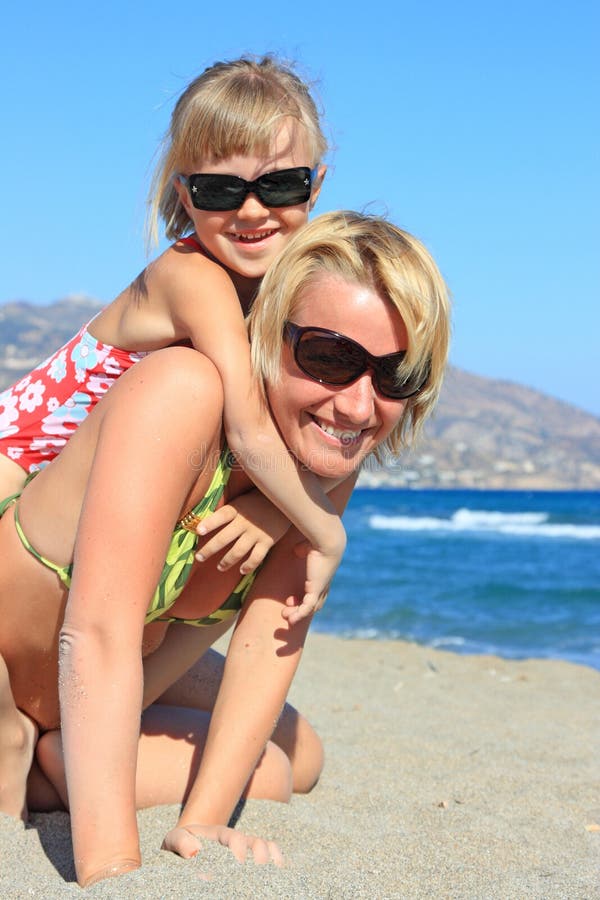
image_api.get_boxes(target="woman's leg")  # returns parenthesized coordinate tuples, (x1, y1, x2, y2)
(36, 705, 293, 812)
(156, 649, 324, 794)
(0, 654, 38, 819)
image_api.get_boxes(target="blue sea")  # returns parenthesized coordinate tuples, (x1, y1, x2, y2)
(316, 489, 600, 671)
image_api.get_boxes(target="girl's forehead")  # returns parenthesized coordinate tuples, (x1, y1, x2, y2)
(190, 118, 314, 170)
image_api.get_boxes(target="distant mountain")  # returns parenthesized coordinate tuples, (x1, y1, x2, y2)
(365, 367, 600, 490)
(0, 297, 103, 378)
(1, 298, 599, 490)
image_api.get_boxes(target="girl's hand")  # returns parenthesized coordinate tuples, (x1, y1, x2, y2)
(162, 824, 284, 866)
(196, 492, 290, 574)
(280, 536, 345, 625)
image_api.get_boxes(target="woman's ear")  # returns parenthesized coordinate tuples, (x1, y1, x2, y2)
(309, 165, 327, 210)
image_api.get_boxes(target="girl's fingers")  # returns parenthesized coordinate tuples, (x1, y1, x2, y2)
(196, 505, 237, 536)
(216, 538, 253, 571)
(238, 542, 270, 574)
(196, 528, 238, 561)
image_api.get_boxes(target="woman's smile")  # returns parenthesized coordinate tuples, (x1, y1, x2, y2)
(267, 272, 409, 479)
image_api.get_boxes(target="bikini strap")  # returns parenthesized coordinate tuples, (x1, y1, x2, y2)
(0, 493, 19, 517)
(178, 235, 203, 251)
(13, 504, 73, 589)
(0, 470, 37, 516)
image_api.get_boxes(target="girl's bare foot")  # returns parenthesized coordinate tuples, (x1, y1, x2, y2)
(0, 709, 38, 820)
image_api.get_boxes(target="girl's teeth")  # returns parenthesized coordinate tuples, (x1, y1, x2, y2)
(236, 230, 275, 243)
(316, 419, 361, 442)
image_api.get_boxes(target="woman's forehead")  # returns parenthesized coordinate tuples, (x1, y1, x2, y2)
(292, 274, 408, 353)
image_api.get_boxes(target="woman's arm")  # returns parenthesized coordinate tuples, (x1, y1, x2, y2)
(165, 476, 356, 845)
(57, 350, 224, 886)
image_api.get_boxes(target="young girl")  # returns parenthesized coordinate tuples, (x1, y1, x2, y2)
(0, 56, 344, 617)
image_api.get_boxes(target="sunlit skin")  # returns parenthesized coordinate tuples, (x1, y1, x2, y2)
(0, 220, 441, 888)
(0, 341, 360, 884)
(0, 116, 340, 625)
(267, 273, 408, 481)
(173, 119, 325, 310)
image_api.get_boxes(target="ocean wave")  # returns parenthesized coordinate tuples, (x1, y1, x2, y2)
(368, 508, 600, 540)
(430, 636, 467, 649)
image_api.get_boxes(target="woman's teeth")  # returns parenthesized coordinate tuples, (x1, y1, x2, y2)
(316, 419, 361, 443)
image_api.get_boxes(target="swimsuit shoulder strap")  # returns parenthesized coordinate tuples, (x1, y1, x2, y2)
(178, 235, 203, 251)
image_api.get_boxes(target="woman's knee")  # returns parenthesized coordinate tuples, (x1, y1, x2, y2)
(272, 706, 324, 794)
(245, 741, 293, 804)
(35, 730, 64, 784)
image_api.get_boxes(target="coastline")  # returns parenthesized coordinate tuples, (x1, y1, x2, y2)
(2, 634, 598, 899)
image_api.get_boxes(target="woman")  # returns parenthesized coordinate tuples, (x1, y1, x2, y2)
(0, 211, 450, 887)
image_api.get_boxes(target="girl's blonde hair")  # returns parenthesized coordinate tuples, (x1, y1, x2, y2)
(147, 55, 327, 245)
(249, 211, 451, 455)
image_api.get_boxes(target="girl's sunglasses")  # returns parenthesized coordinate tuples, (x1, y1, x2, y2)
(181, 166, 317, 212)
(283, 322, 428, 400)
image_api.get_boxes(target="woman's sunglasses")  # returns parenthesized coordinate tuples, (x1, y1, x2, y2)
(181, 166, 317, 212)
(283, 322, 428, 400)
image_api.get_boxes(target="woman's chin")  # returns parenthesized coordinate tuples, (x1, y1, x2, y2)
(298, 443, 369, 480)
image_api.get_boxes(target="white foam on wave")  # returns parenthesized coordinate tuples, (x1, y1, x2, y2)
(369, 508, 600, 540)
(430, 636, 467, 648)
(453, 508, 546, 527)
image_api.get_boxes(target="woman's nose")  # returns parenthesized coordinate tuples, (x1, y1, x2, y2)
(333, 372, 376, 423)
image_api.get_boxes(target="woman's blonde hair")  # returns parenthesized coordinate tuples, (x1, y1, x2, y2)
(147, 55, 327, 246)
(249, 211, 451, 455)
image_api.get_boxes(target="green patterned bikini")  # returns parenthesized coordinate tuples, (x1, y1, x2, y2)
(0, 447, 256, 628)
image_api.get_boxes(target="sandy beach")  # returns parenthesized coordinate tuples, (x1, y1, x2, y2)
(1, 633, 598, 899)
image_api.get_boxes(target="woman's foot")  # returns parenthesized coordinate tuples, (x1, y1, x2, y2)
(0, 709, 38, 820)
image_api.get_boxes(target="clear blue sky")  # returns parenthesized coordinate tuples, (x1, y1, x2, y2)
(1, 1, 598, 416)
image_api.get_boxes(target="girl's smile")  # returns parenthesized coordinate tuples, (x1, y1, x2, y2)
(175, 119, 324, 291)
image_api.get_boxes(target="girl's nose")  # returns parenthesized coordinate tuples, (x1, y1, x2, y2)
(236, 192, 270, 218)
(332, 372, 376, 423)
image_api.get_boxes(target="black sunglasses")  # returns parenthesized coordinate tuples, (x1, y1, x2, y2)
(181, 166, 317, 211)
(283, 322, 428, 400)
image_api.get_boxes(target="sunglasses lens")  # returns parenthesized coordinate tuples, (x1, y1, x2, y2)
(376, 359, 428, 399)
(296, 335, 364, 385)
(188, 175, 245, 211)
(295, 331, 426, 399)
(257, 168, 312, 207)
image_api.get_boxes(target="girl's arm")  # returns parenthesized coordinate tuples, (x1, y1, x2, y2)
(195, 473, 351, 575)
(57, 351, 223, 887)
(162, 476, 356, 853)
(195, 489, 290, 574)
(163, 257, 347, 613)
